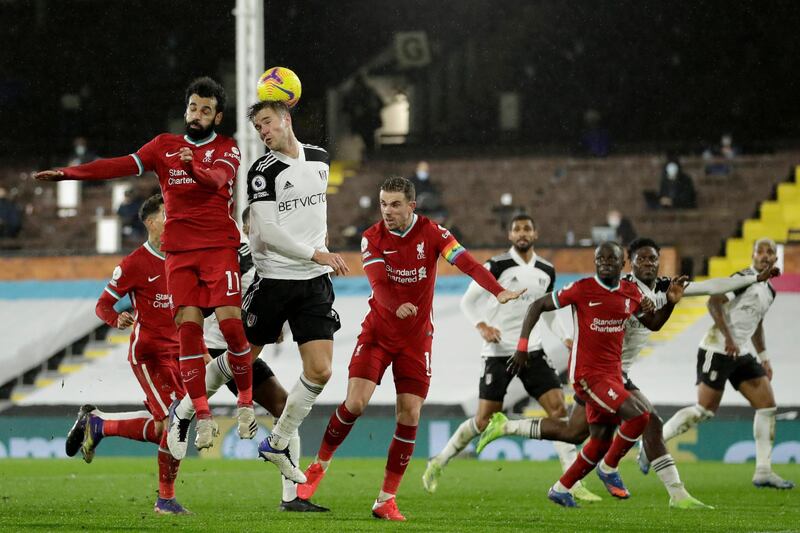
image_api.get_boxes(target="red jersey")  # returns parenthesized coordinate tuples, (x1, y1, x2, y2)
(360, 214, 503, 348)
(553, 276, 643, 382)
(134, 133, 241, 252)
(95, 241, 179, 363)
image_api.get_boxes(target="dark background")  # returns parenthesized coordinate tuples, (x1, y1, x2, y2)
(2, 0, 800, 158)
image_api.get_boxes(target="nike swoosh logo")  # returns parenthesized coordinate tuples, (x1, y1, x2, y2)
(226, 290, 240, 296)
(383, 250, 398, 254)
(589, 301, 602, 307)
(148, 275, 161, 282)
(165, 151, 182, 157)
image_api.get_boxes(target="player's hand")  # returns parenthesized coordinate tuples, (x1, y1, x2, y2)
(33, 169, 65, 181)
(312, 250, 350, 276)
(395, 302, 418, 319)
(757, 266, 780, 282)
(179, 147, 194, 164)
(724, 336, 740, 357)
(563, 338, 574, 351)
(496, 288, 526, 304)
(506, 350, 528, 375)
(761, 360, 774, 380)
(640, 297, 656, 314)
(116, 311, 134, 329)
(666, 275, 689, 304)
(477, 322, 501, 343)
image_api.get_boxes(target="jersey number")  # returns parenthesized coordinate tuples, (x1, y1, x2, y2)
(226, 271, 240, 294)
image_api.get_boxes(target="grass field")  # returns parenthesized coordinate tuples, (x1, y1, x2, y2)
(1, 458, 798, 532)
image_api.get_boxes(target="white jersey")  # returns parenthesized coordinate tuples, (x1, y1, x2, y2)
(700, 267, 775, 354)
(247, 143, 331, 280)
(460, 248, 564, 357)
(622, 271, 761, 372)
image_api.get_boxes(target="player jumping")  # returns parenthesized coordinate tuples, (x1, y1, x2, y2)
(36, 77, 255, 449)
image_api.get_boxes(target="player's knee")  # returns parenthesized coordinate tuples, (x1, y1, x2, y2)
(154, 419, 166, 436)
(397, 406, 422, 426)
(345, 396, 368, 416)
(218, 318, 249, 354)
(564, 425, 589, 445)
(305, 365, 332, 385)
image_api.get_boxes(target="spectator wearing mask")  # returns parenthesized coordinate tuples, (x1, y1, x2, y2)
(659, 161, 696, 209)
(606, 209, 637, 246)
(409, 161, 445, 217)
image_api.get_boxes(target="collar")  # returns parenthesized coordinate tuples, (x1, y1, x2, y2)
(593, 275, 621, 292)
(509, 246, 536, 266)
(389, 214, 418, 238)
(271, 142, 306, 164)
(183, 131, 217, 147)
(144, 240, 165, 260)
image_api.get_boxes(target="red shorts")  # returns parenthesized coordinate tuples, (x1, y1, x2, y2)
(130, 357, 185, 420)
(573, 374, 630, 425)
(165, 247, 241, 312)
(348, 331, 433, 399)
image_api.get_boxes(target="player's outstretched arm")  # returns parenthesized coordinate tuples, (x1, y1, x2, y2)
(34, 155, 141, 182)
(508, 294, 556, 374)
(449, 248, 525, 302)
(638, 276, 688, 331)
(684, 267, 779, 297)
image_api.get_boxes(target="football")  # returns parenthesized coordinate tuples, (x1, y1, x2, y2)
(256, 66, 302, 108)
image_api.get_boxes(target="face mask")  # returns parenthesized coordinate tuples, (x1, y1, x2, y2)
(75, 145, 86, 156)
(607, 215, 621, 227)
(666, 162, 678, 179)
(358, 196, 371, 209)
(416, 171, 429, 181)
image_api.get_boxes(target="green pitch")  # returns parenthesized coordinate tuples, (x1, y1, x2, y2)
(1, 458, 797, 532)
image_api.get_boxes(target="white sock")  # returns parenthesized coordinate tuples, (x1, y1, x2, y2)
(754, 407, 777, 474)
(651, 454, 689, 500)
(270, 374, 324, 449)
(175, 355, 233, 419)
(282, 431, 301, 501)
(505, 418, 542, 439)
(598, 458, 615, 474)
(553, 439, 578, 474)
(552, 480, 569, 493)
(662, 404, 714, 442)
(377, 490, 394, 502)
(435, 418, 479, 465)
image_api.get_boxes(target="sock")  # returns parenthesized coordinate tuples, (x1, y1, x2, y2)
(559, 437, 612, 490)
(602, 412, 650, 469)
(157, 431, 181, 499)
(318, 403, 360, 464)
(754, 407, 777, 474)
(218, 318, 253, 407)
(505, 417, 542, 439)
(663, 404, 714, 441)
(269, 374, 324, 450)
(101, 411, 160, 444)
(175, 355, 233, 420)
(178, 321, 210, 418)
(380, 423, 417, 499)
(553, 439, 579, 474)
(651, 454, 689, 500)
(282, 431, 301, 501)
(435, 417, 479, 465)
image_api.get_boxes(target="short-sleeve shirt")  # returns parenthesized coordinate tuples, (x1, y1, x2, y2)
(360, 214, 465, 347)
(104, 241, 179, 362)
(552, 276, 643, 382)
(133, 132, 241, 252)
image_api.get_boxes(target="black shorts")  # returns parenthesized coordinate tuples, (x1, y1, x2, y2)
(574, 372, 638, 407)
(479, 350, 562, 403)
(208, 348, 275, 392)
(696, 348, 766, 391)
(242, 274, 341, 346)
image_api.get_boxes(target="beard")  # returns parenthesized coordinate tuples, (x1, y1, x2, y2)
(185, 119, 215, 141)
(514, 241, 533, 253)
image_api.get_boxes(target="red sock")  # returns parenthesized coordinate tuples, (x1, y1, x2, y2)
(218, 318, 253, 406)
(559, 437, 612, 489)
(604, 412, 651, 468)
(157, 431, 180, 499)
(381, 423, 417, 496)
(103, 413, 160, 444)
(318, 403, 359, 461)
(178, 321, 210, 418)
